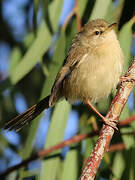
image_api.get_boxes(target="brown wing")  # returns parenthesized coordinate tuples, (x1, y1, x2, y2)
(49, 65, 70, 107)
(49, 44, 89, 107)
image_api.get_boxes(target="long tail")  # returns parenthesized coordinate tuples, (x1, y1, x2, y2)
(3, 95, 50, 132)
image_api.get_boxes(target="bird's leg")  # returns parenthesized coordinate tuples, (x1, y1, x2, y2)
(85, 99, 118, 130)
(86, 100, 105, 120)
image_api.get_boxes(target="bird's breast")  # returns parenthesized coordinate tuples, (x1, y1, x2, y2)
(63, 39, 124, 103)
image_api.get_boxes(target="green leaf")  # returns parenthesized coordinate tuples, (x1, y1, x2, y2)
(61, 148, 79, 180)
(10, 21, 52, 84)
(40, 100, 71, 180)
(41, 30, 66, 96)
(23, 32, 35, 48)
(84, 135, 97, 159)
(78, 0, 89, 18)
(105, 0, 124, 23)
(49, 0, 64, 32)
(118, 18, 134, 71)
(119, 104, 132, 149)
(18, 30, 66, 180)
(9, 47, 22, 74)
(10, 0, 64, 85)
(112, 152, 125, 179)
(129, 149, 135, 180)
(46, 101, 71, 149)
(19, 31, 66, 160)
(89, 0, 112, 20)
(119, 148, 135, 180)
(65, 19, 77, 50)
(33, 0, 40, 32)
(42, 0, 64, 34)
(37, 32, 68, 179)
(121, 127, 135, 149)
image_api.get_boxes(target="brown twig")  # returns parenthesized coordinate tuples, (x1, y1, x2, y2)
(1, 72, 135, 178)
(80, 57, 135, 180)
(0, 122, 135, 177)
(109, 143, 125, 152)
(120, 115, 135, 126)
(62, 10, 75, 30)
(74, 0, 82, 31)
(0, 131, 98, 178)
(62, 0, 81, 32)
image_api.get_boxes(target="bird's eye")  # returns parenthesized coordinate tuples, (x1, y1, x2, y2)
(100, 31, 103, 34)
(95, 31, 100, 35)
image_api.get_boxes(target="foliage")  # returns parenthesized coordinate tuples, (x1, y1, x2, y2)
(0, 0, 135, 179)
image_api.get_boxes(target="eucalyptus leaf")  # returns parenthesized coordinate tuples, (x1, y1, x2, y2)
(90, 0, 112, 20)
(40, 100, 71, 180)
(112, 152, 125, 179)
(78, 0, 89, 18)
(118, 18, 134, 71)
(9, 47, 22, 74)
(33, 0, 40, 32)
(19, 30, 66, 160)
(10, 21, 52, 84)
(121, 127, 135, 149)
(61, 148, 79, 180)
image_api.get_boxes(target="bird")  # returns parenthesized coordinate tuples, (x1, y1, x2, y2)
(3, 19, 124, 131)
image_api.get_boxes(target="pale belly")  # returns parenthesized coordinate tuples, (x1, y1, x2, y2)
(63, 53, 124, 103)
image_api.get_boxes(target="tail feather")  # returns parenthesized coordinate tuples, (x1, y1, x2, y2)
(3, 95, 50, 131)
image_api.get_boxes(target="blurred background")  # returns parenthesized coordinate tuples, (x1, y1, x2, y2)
(0, 0, 135, 179)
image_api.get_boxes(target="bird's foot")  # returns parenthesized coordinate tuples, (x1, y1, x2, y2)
(102, 117, 118, 131)
(85, 99, 118, 130)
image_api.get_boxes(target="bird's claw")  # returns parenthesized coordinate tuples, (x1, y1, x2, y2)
(102, 117, 118, 131)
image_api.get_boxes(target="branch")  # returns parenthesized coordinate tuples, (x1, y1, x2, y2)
(1, 57, 135, 177)
(62, 0, 81, 32)
(120, 114, 135, 126)
(1, 127, 135, 178)
(0, 127, 135, 177)
(80, 57, 135, 180)
(0, 131, 98, 178)
(74, 0, 81, 31)
(109, 143, 125, 152)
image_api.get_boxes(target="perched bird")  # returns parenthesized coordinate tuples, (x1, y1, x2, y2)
(4, 19, 124, 131)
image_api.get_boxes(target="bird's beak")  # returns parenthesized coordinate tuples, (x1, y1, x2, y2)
(105, 23, 117, 33)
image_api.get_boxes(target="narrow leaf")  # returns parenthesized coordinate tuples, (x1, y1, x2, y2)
(19, 31, 66, 160)
(40, 100, 71, 180)
(118, 18, 135, 71)
(90, 0, 112, 20)
(112, 152, 125, 179)
(10, 21, 52, 84)
(61, 149, 79, 180)
(9, 47, 22, 74)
